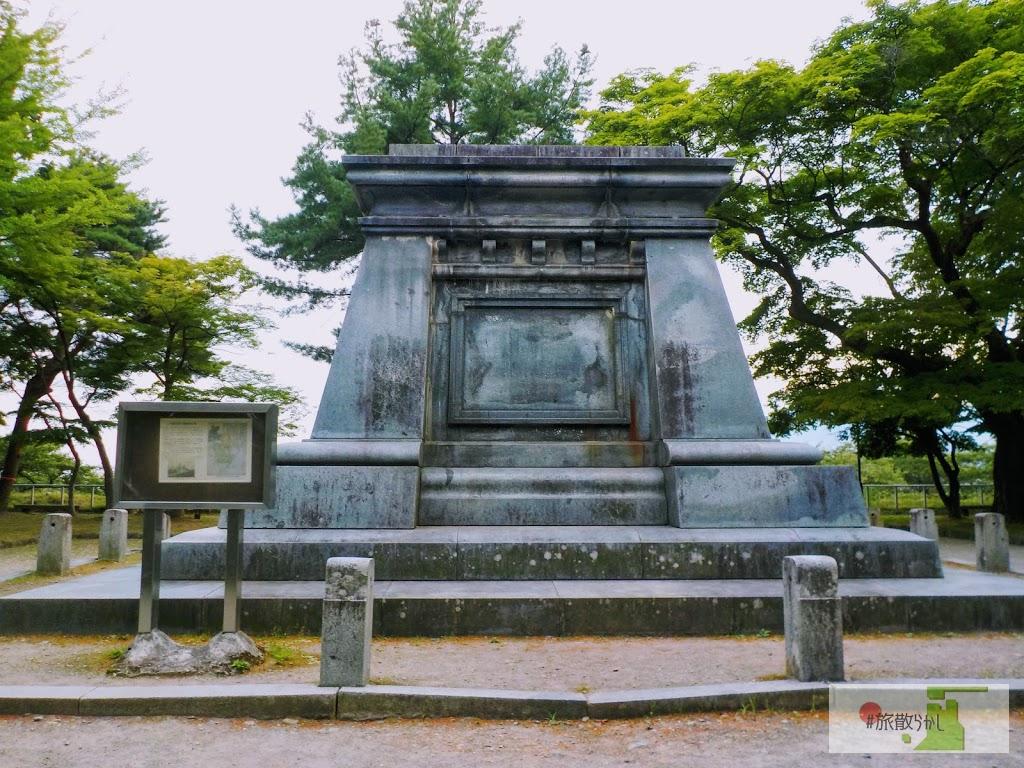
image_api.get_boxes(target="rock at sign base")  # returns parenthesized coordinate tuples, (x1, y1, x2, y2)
(115, 629, 264, 676)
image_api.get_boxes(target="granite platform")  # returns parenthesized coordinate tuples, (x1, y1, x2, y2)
(160, 525, 942, 581)
(1, 565, 1021, 636)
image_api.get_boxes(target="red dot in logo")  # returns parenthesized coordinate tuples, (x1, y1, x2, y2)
(860, 701, 882, 723)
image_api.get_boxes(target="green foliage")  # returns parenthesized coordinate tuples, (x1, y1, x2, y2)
(823, 441, 994, 486)
(0, 8, 302, 510)
(0, 436, 101, 484)
(586, 0, 1024, 519)
(233, 0, 593, 316)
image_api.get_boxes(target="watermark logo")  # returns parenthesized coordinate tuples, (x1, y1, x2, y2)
(830, 683, 1009, 753)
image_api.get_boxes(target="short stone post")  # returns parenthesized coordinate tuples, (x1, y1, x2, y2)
(909, 508, 938, 540)
(98, 508, 129, 562)
(36, 513, 72, 576)
(319, 557, 374, 687)
(868, 509, 883, 527)
(782, 555, 844, 682)
(159, 512, 172, 541)
(975, 513, 1010, 573)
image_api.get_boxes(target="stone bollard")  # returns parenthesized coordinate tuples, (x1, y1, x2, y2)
(782, 555, 844, 682)
(319, 557, 374, 687)
(868, 509, 883, 527)
(159, 512, 172, 541)
(36, 513, 73, 576)
(975, 513, 1010, 573)
(98, 508, 129, 562)
(909, 508, 938, 540)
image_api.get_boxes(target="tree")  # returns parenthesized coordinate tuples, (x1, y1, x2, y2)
(0, 6, 152, 512)
(585, 0, 1024, 521)
(232, 0, 593, 343)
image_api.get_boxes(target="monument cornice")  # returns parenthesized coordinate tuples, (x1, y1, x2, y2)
(342, 145, 735, 235)
(356, 215, 719, 239)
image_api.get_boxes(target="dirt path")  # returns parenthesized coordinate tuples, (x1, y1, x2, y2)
(0, 711, 1021, 768)
(0, 632, 1020, 689)
(0, 541, 103, 582)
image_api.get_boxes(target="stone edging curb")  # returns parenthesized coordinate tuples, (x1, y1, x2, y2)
(0, 678, 1020, 721)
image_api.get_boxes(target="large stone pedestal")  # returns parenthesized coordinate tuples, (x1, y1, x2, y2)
(166, 144, 938, 585)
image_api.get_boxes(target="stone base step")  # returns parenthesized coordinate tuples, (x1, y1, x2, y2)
(418, 468, 669, 525)
(160, 526, 942, 581)
(1, 569, 1021, 636)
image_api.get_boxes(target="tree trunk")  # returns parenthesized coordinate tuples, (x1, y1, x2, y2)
(65, 447, 81, 516)
(990, 413, 1024, 524)
(63, 378, 115, 505)
(0, 364, 61, 513)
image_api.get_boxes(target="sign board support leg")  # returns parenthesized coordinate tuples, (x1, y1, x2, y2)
(223, 508, 244, 633)
(138, 508, 162, 633)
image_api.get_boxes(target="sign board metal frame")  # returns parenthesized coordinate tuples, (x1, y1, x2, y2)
(113, 401, 277, 510)
(112, 401, 277, 638)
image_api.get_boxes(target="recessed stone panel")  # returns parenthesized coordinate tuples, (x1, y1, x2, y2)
(449, 298, 628, 425)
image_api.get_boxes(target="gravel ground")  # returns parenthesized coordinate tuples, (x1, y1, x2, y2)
(0, 711, 1021, 768)
(0, 633, 1020, 689)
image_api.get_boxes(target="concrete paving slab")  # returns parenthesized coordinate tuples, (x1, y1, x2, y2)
(79, 683, 336, 719)
(0, 678, 1020, 721)
(336, 685, 588, 720)
(0, 685, 97, 715)
(587, 680, 828, 718)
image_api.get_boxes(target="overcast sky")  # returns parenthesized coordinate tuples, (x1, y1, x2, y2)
(21, 0, 876, 456)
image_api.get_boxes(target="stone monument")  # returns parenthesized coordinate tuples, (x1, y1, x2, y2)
(164, 145, 941, 585)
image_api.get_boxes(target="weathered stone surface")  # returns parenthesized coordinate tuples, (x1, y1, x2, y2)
(782, 556, 844, 682)
(320, 558, 374, 687)
(646, 238, 770, 441)
(976, 513, 1010, 573)
(115, 629, 264, 677)
(667, 465, 868, 527)
(419, 468, 667, 526)
(244, 465, 418, 529)
(311, 236, 431, 440)
(4, 567, 1024, 636)
(658, 439, 821, 466)
(277, 439, 420, 465)
(36, 513, 72, 576)
(160, 525, 942, 581)
(909, 508, 939, 540)
(98, 508, 128, 562)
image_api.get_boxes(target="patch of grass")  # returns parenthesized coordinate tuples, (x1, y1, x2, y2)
(880, 511, 1024, 545)
(0, 510, 220, 548)
(755, 673, 788, 682)
(230, 659, 251, 673)
(263, 642, 317, 668)
(755, 628, 772, 639)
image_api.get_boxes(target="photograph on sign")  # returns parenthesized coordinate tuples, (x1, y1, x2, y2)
(158, 418, 252, 484)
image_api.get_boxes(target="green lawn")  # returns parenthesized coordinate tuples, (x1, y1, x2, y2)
(0, 509, 221, 548)
(880, 511, 1024, 545)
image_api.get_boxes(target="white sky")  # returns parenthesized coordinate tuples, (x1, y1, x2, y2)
(20, 0, 878, 460)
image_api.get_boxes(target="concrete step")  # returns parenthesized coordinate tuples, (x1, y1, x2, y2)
(160, 525, 942, 581)
(2, 568, 1021, 636)
(418, 467, 669, 525)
